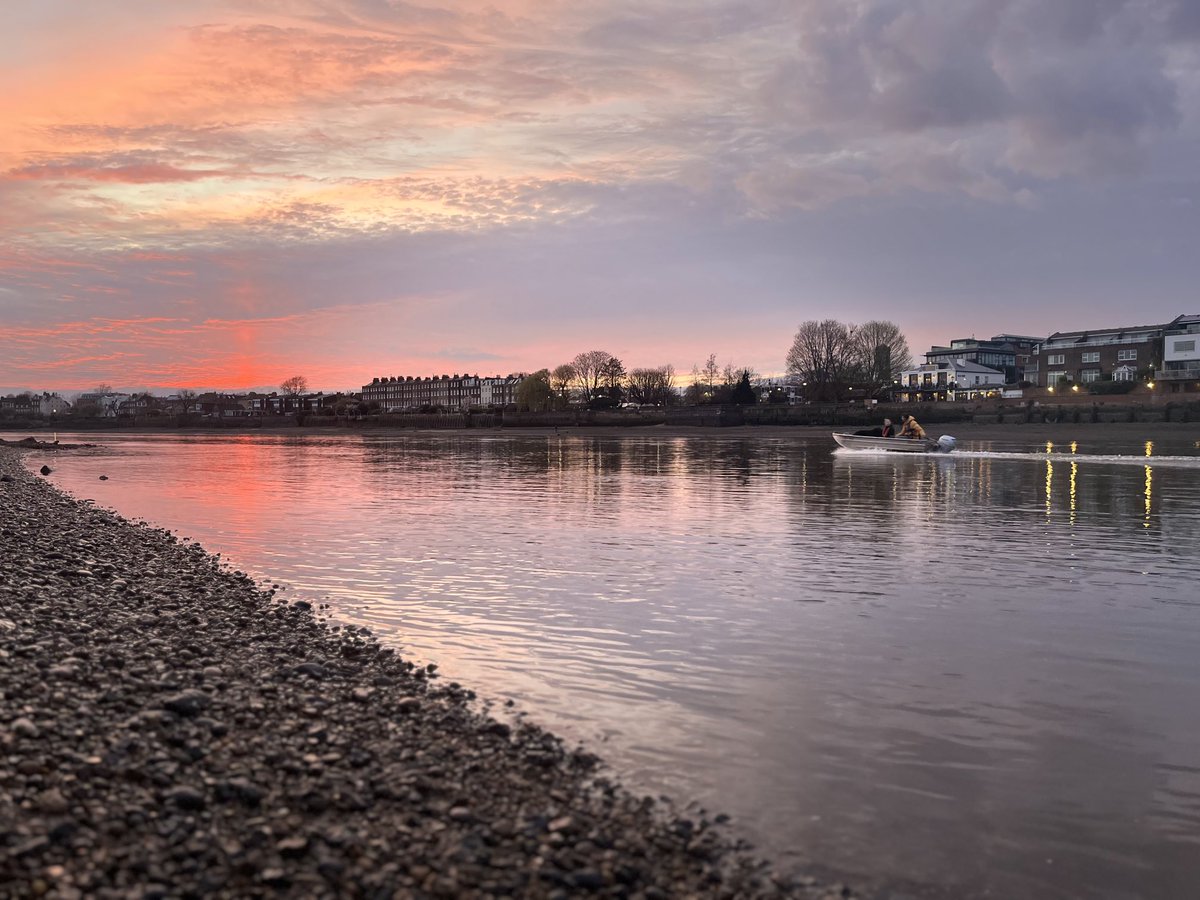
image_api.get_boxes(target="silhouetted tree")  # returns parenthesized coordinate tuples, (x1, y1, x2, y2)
(730, 370, 757, 405)
(854, 321, 912, 387)
(571, 351, 616, 401)
(786, 320, 855, 400)
(551, 364, 576, 404)
(626, 366, 676, 406)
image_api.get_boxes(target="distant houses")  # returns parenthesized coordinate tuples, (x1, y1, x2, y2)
(0, 391, 72, 418)
(362, 374, 525, 411)
(3, 314, 1198, 419)
(913, 314, 1200, 399)
(1024, 314, 1200, 392)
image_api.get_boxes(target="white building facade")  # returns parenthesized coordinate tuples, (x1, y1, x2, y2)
(897, 360, 1005, 402)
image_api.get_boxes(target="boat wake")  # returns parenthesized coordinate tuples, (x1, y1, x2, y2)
(832, 447, 1200, 468)
(950, 449, 1200, 469)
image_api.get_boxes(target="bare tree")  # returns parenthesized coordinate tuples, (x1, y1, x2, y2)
(280, 376, 308, 414)
(626, 365, 676, 406)
(281, 375, 308, 396)
(176, 389, 197, 415)
(599, 356, 626, 391)
(571, 351, 613, 401)
(854, 321, 913, 386)
(786, 320, 856, 400)
(551, 364, 576, 403)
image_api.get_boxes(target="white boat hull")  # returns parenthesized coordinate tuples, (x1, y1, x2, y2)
(832, 432, 954, 453)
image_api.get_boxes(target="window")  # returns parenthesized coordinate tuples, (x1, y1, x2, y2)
(1113, 367, 1135, 382)
(1081, 370, 1101, 383)
(1046, 354, 1065, 365)
(1117, 349, 1138, 361)
(1081, 352, 1100, 363)
(1045, 371, 1065, 385)
(1175, 340, 1196, 353)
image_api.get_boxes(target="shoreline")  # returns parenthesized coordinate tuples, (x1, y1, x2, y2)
(6, 419, 1200, 443)
(0, 446, 838, 899)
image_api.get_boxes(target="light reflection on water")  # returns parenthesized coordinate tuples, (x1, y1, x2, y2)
(18, 429, 1200, 899)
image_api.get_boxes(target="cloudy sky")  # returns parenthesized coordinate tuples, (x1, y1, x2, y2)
(2, 0, 1198, 393)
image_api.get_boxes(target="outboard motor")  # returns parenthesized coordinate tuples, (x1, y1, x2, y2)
(936, 435, 957, 453)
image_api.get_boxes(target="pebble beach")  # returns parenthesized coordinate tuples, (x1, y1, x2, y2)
(0, 444, 840, 899)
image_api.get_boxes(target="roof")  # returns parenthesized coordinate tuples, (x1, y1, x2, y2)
(947, 360, 1005, 374)
(1043, 321, 1171, 343)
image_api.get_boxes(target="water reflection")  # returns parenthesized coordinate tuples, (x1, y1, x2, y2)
(18, 430, 1200, 899)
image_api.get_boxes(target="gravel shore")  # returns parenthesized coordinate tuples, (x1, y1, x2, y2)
(0, 447, 841, 900)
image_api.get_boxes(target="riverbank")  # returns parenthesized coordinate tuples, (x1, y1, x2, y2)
(0, 446, 843, 899)
(6, 420, 1200, 447)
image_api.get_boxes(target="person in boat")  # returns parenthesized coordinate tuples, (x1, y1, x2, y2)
(899, 414, 926, 440)
(854, 417, 895, 438)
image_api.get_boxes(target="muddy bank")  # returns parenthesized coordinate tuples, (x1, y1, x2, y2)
(0, 447, 845, 899)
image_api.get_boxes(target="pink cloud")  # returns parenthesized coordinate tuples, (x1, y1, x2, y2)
(7, 163, 226, 183)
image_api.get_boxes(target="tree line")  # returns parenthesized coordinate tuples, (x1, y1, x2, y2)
(516, 350, 770, 411)
(785, 320, 912, 401)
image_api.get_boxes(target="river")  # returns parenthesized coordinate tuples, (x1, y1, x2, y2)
(14, 424, 1200, 898)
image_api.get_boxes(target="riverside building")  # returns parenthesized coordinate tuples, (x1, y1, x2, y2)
(923, 334, 1041, 384)
(362, 374, 525, 410)
(1026, 319, 1188, 387)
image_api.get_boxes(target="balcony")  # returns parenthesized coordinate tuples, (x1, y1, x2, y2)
(1155, 365, 1200, 381)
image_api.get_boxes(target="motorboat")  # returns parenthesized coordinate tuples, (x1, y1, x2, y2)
(832, 432, 957, 454)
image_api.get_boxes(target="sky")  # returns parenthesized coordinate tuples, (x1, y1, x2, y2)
(2, 0, 1198, 394)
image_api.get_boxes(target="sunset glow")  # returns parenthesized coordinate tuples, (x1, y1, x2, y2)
(3, 1, 1198, 392)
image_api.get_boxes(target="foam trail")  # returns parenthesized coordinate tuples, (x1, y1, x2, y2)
(831, 447, 1200, 468)
(950, 450, 1200, 469)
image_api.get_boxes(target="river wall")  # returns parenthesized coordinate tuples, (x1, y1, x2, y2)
(4, 399, 1198, 432)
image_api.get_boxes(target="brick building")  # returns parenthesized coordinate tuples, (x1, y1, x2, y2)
(362, 374, 525, 410)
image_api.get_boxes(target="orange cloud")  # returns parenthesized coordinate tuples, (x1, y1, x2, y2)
(8, 163, 226, 183)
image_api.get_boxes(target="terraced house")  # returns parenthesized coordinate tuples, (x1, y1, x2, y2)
(1026, 318, 1189, 388)
(362, 374, 525, 411)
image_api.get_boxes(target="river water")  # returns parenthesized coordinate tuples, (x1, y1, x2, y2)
(14, 425, 1200, 898)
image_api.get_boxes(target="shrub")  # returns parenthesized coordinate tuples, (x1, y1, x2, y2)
(1088, 381, 1137, 395)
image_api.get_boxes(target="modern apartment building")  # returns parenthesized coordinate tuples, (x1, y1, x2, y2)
(924, 334, 1041, 384)
(1157, 315, 1200, 392)
(362, 374, 524, 410)
(1028, 322, 1167, 387)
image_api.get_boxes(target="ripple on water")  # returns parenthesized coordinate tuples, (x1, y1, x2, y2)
(14, 429, 1200, 899)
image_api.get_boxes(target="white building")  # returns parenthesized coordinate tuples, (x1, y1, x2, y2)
(37, 393, 72, 416)
(1156, 314, 1200, 393)
(897, 360, 1005, 402)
